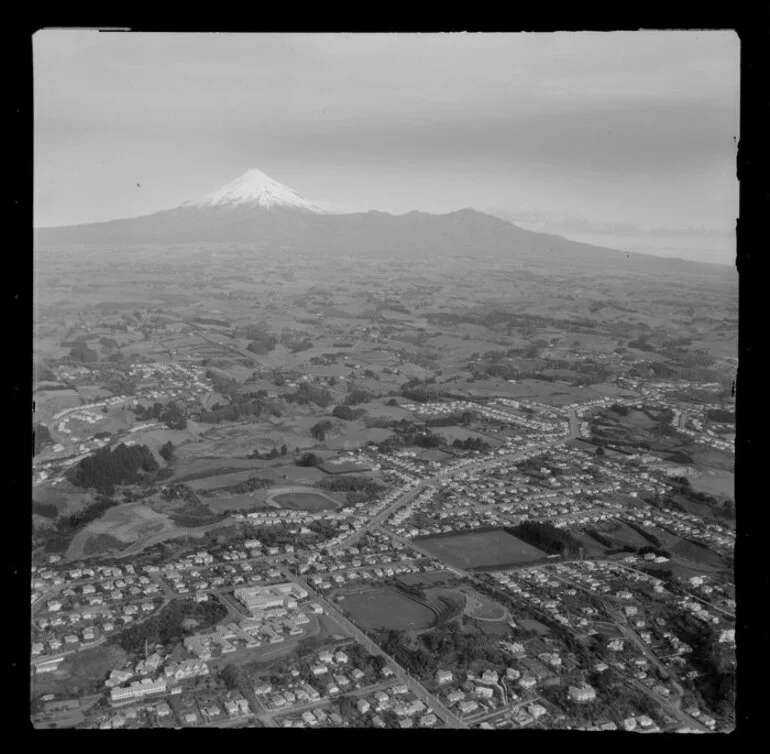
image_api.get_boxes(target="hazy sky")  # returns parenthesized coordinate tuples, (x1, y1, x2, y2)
(34, 31, 739, 263)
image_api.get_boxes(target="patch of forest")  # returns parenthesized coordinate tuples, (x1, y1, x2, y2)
(67, 443, 159, 494)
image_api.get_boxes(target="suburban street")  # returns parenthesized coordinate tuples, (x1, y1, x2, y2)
(338, 437, 569, 552)
(277, 564, 468, 728)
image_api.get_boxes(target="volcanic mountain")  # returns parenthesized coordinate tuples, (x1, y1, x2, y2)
(178, 168, 329, 213)
(34, 169, 726, 274)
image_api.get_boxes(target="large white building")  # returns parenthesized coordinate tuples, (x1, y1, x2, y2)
(234, 582, 308, 615)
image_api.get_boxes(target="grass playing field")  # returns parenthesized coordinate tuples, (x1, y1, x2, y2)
(338, 587, 437, 631)
(417, 528, 548, 569)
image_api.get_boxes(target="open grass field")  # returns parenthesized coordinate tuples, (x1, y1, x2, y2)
(690, 470, 734, 499)
(689, 446, 734, 473)
(33, 485, 97, 516)
(82, 532, 128, 556)
(519, 618, 551, 636)
(397, 570, 457, 587)
(33, 388, 82, 419)
(417, 528, 548, 569)
(338, 586, 437, 631)
(319, 458, 372, 474)
(205, 494, 273, 513)
(271, 491, 340, 511)
(635, 525, 681, 550)
(575, 531, 610, 557)
(66, 501, 182, 560)
(461, 588, 507, 621)
(612, 521, 658, 548)
(456, 378, 602, 406)
(323, 424, 392, 451)
(669, 538, 728, 569)
(33, 644, 129, 696)
(671, 493, 720, 520)
(433, 426, 501, 444)
(186, 469, 263, 491)
(425, 587, 466, 611)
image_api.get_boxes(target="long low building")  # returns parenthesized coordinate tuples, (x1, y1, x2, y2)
(110, 677, 167, 703)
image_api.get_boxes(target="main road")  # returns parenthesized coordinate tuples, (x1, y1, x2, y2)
(336, 436, 570, 551)
(277, 564, 468, 728)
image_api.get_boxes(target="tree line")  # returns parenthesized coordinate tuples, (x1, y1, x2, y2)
(248, 444, 288, 460)
(319, 475, 383, 499)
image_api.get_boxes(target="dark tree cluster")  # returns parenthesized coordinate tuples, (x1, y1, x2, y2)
(68, 344, 99, 363)
(34, 362, 58, 382)
(310, 420, 335, 441)
(296, 452, 321, 467)
(112, 599, 227, 656)
(319, 475, 383, 497)
(38, 495, 119, 551)
(247, 334, 278, 355)
(627, 335, 656, 352)
(197, 397, 277, 424)
(33, 423, 53, 455)
(159, 441, 175, 463)
(670, 613, 736, 723)
(332, 405, 366, 421)
(511, 521, 583, 557)
(100, 374, 137, 394)
(424, 411, 478, 427)
(134, 400, 187, 430)
(451, 436, 490, 451)
(248, 443, 288, 460)
(67, 443, 159, 494)
(200, 476, 273, 497)
(343, 389, 374, 406)
(284, 382, 334, 408)
(706, 408, 735, 424)
(32, 500, 59, 518)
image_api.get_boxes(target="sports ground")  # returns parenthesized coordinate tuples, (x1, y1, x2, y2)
(417, 528, 548, 569)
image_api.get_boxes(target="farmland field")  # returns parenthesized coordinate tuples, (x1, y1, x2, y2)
(338, 586, 437, 631)
(417, 528, 548, 569)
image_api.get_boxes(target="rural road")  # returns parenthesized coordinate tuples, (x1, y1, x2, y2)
(277, 565, 468, 729)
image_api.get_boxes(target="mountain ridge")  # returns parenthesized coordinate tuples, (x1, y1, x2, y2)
(34, 170, 734, 274)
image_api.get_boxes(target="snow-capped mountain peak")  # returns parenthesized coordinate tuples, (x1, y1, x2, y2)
(181, 168, 326, 212)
